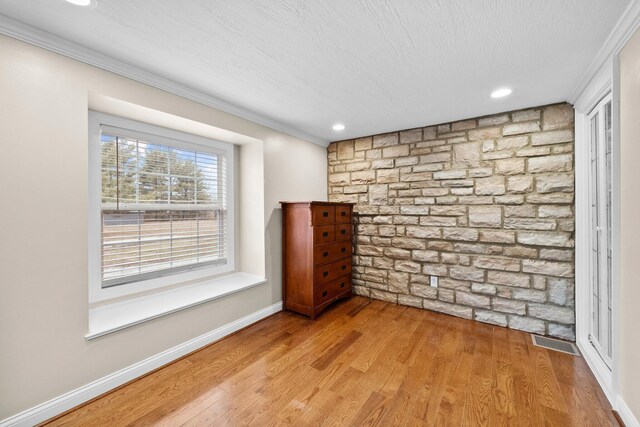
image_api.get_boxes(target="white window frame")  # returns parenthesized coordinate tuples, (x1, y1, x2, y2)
(88, 111, 235, 303)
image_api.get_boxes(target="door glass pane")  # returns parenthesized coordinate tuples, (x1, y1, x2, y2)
(590, 113, 600, 342)
(605, 101, 613, 357)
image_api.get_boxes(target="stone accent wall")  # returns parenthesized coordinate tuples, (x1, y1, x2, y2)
(327, 103, 575, 340)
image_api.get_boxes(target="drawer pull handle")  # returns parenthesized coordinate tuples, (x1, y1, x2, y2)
(323, 271, 329, 277)
(323, 211, 329, 217)
(341, 247, 346, 253)
(341, 265, 346, 271)
(340, 282, 345, 288)
(341, 211, 346, 216)
(341, 229, 346, 234)
(323, 251, 329, 257)
(322, 231, 329, 237)
(322, 290, 327, 297)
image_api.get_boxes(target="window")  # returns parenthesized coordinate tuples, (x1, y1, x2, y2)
(89, 112, 234, 302)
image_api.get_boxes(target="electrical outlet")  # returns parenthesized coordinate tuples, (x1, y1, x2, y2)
(430, 275, 438, 288)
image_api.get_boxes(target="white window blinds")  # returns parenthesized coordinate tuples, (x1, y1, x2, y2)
(100, 126, 228, 287)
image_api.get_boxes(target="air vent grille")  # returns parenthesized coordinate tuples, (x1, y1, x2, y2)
(531, 335, 580, 356)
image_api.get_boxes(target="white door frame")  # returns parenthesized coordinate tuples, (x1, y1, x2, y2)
(574, 60, 619, 404)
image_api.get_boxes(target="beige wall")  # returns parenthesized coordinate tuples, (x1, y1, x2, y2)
(619, 27, 640, 420)
(0, 35, 327, 418)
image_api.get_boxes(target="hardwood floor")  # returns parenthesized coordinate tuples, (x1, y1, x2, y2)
(45, 297, 617, 426)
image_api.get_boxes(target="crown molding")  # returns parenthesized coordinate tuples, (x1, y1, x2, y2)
(0, 14, 328, 147)
(569, 0, 640, 104)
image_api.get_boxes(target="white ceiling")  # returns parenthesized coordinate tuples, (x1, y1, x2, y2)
(0, 0, 632, 144)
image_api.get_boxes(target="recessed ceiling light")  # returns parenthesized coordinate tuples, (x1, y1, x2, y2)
(491, 88, 512, 98)
(332, 123, 346, 131)
(65, 0, 96, 7)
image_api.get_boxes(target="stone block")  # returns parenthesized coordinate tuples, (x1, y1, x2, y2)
(496, 158, 526, 175)
(433, 169, 467, 180)
(456, 291, 491, 308)
(512, 109, 541, 122)
(471, 282, 497, 295)
(478, 114, 510, 127)
(423, 300, 473, 319)
(469, 205, 502, 227)
(411, 283, 438, 299)
(517, 231, 573, 248)
(507, 176, 533, 193)
(370, 289, 398, 303)
(528, 154, 573, 173)
(528, 303, 574, 324)
(337, 140, 355, 159)
(543, 104, 574, 130)
(475, 310, 508, 326)
(531, 129, 574, 146)
(508, 315, 545, 334)
(398, 294, 423, 308)
(475, 176, 506, 195)
(479, 230, 516, 244)
(442, 228, 479, 242)
(469, 127, 502, 140)
(491, 298, 526, 315)
(536, 173, 574, 193)
(383, 144, 410, 158)
(487, 271, 530, 288)
(503, 121, 541, 135)
(395, 260, 422, 273)
(400, 128, 423, 144)
(412, 250, 440, 262)
(453, 142, 481, 167)
(373, 133, 399, 147)
(473, 256, 520, 272)
(449, 266, 485, 282)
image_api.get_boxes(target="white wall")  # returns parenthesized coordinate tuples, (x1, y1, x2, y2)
(618, 26, 640, 422)
(0, 35, 327, 419)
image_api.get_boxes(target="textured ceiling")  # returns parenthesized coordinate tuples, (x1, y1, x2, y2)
(0, 0, 631, 143)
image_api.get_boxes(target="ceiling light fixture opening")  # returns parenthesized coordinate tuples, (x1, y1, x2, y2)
(332, 123, 346, 131)
(65, 0, 96, 7)
(491, 88, 512, 98)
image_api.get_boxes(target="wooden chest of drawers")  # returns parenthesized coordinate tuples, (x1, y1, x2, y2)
(280, 201, 354, 318)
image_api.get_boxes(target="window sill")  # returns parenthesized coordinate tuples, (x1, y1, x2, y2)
(86, 272, 267, 340)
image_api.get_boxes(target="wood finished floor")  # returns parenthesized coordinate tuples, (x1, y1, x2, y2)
(45, 297, 617, 426)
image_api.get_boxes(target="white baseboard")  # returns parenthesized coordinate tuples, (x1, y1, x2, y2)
(616, 396, 640, 427)
(0, 302, 283, 427)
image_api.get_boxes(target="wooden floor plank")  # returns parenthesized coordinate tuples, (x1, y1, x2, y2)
(43, 296, 617, 427)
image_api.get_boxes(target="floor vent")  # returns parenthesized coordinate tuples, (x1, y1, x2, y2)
(531, 335, 580, 356)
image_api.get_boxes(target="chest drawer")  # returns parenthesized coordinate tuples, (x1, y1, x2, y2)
(316, 275, 351, 304)
(335, 205, 351, 224)
(313, 241, 351, 266)
(313, 205, 335, 225)
(335, 223, 351, 241)
(314, 225, 335, 245)
(314, 258, 352, 284)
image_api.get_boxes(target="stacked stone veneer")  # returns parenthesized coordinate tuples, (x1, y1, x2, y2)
(328, 103, 576, 340)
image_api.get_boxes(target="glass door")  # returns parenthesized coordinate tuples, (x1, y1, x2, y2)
(588, 93, 613, 368)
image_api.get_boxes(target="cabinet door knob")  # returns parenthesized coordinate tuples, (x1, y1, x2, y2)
(322, 290, 327, 297)
(341, 247, 346, 253)
(323, 211, 329, 217)
(323, 271, 329, 277)
(323, 251, 329, 257)
(340, 282, 345, 288)
(341, 265, 346, 271)
(341, 211, 346, 216)
(341, 229, 346, 234)
(322, 231, 329, 237)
